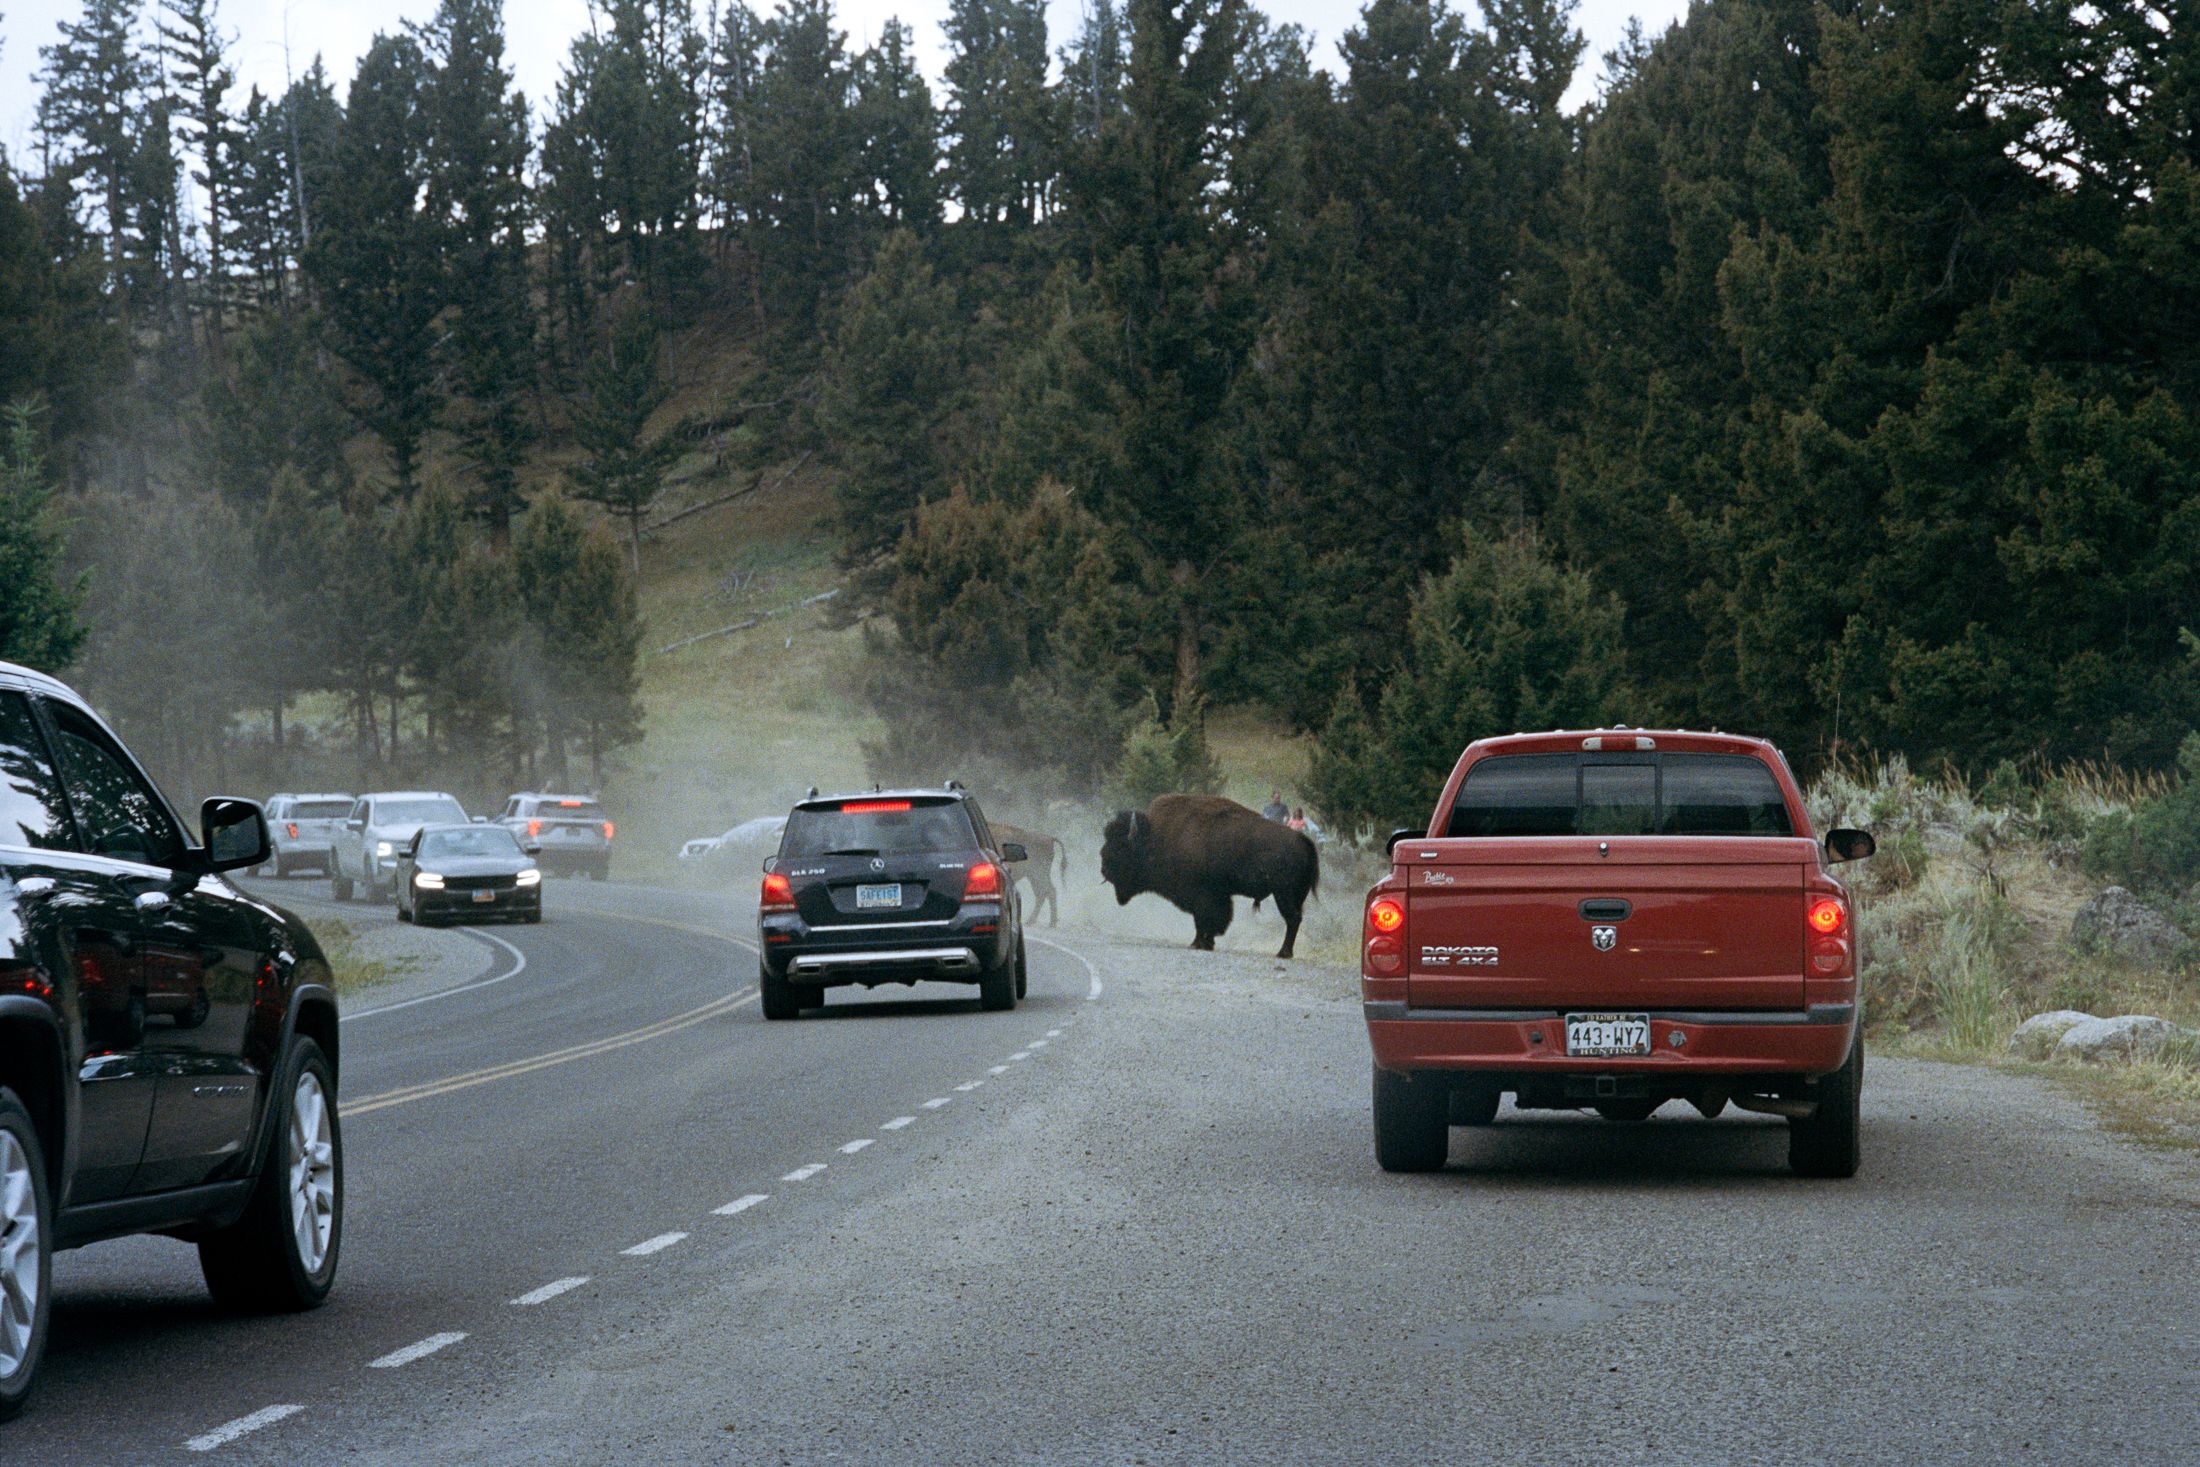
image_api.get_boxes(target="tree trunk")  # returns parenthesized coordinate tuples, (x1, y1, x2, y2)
(1171, 561, 1202, 714)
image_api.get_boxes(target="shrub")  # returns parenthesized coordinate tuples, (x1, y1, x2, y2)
(1116, 693, 1223, 806)
(2079, 733, 2200, 899)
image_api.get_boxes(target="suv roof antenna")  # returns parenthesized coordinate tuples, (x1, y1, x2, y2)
(945, 778, 965, 792)
(805, 785, 819, 799)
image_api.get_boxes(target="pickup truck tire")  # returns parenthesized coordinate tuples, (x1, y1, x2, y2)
(330, 868, 353, 902)
(978, 954, 1016, 1011)
(199, 1039, 342, 1313)
(1373, 1067, 1449, 1173)
(1788, 1036, 1862, 1178)
(760, 966, 801, 1022)
(0, 1089, 53, 1421)
(1448, 1084, 1500, 1127)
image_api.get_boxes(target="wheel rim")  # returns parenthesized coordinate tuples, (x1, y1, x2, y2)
(288, 1072, 336, 1275)
(0, 1131, 40, 1378)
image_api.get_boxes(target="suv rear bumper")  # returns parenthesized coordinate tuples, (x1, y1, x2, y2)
(1365, 1003, 1855, 1078)
(761, 916, 1010, 987)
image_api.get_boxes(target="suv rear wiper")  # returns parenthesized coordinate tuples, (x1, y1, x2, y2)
(823, 847, 881, 857)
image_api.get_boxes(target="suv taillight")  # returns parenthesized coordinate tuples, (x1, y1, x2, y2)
(1364, 894, 1406, 975)
(527, 819, 542, 838)
(963, 862, 1001, 900)
(1808, 896, 1850, 975)
(761, 871, 796, 913)
(602, 821, 615, 841)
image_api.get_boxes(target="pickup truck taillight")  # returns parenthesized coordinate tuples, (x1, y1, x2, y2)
(602, 821, 615, 841)
(760, 871, 796, 913)
(1364, 895, 1406, 975)
(1808, 896, 1850, 974)
(285, 822, 299, 839)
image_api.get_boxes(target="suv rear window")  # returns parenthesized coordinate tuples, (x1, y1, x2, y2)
(781, 800, 976, 858)
(541, 800, 606, 820)
(1449, 752, 1793, 837)
(293, 799, 351, 820)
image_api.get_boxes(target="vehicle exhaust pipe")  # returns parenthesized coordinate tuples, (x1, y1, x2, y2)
(1731, 1095, 1817, 1120)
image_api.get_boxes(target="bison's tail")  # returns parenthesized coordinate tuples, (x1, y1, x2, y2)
(1306, 839, 1321, 902)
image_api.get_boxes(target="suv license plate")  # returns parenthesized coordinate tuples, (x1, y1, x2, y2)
(1565, 1013, 1651, 1057)
(856, 883, 901, 909)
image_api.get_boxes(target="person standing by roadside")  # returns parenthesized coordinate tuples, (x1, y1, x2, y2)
(1287, 807, 1309, 833)
(1263, 790, 1289, 823)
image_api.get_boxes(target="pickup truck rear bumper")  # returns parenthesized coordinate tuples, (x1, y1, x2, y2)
(1365, 1003, 1855, 1078)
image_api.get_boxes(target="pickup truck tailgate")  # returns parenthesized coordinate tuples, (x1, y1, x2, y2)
(1398, 836, 1814, 1010)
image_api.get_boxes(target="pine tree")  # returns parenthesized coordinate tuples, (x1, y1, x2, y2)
(157, 0, 240, 336)
(942, 0, 1054, 227)
(852, 21, 941, 231)
(309, 33, 441, 495)
(571, 303, 679, 574)
(512, 493, 644, 786)
(0, 399, 88, 672)
(36, 0, 149, 312)
(746, 0, 858, 322)
(1059, 0, 1125, 145)
(416, 0, 537, 541)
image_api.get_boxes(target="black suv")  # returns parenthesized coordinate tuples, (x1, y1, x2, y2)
(759, 786, 1030, 1019)
(0, 663, 342, 1418)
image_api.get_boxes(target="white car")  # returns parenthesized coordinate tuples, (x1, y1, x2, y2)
(679, 815, 786, 862)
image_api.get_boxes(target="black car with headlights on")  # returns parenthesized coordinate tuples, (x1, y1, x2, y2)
(758, 786, 1029, 1020)
(395, 823, 543, 926)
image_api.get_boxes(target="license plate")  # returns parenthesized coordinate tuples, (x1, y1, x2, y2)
(856, 883, 901, 909)
(1565, 1012, 1651, 1057)
(472, 889, 496, 904)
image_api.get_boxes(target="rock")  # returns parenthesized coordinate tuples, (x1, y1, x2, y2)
(2069, 887, 2187, 969)
(2008, 1010, 2097, 1061)
(2052, 1014, 2192, 1064)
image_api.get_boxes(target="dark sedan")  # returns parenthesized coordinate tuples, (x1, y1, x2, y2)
(395, 824, 543, 926)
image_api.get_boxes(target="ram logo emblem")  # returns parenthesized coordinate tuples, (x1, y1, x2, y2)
(1591, 925, 1618, 953)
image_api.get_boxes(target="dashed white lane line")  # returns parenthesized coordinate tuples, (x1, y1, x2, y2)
(988, 1065, 1009, 1075)
(1030, 933, 1103, 1000)
(622, 1232, 688, 1257)
(783, 1163, 827, 1181)
(185, 1404, 304, 1452)
(922, 1097, 952, 1109)
(1030, 1039, 1049, 1049)
(512, 1276, 590, 1306)
(1046, 1028, 1062, 1037)
(957, 1080, 985, 1091)
(839, 1138, 874, 1154)
(881, 1116, 915, 1130)
(1008, 1051, 1031, 1062)
(369, 1332, 467, 1369)
(715, 1193, 769, 1216)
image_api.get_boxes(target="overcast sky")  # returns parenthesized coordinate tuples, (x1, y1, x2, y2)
(2, 0, 1689, 167)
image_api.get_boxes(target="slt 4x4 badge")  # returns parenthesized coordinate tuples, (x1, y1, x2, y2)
(1421, 945, 1498, 967)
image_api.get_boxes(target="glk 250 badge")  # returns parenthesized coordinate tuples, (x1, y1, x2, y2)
(1421, 945, 1499, 967)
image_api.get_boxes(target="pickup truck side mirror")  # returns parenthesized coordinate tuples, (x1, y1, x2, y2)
(1000, 842, 1029, 864)
(1825, 828, 1876, 863)
(1385, 828, 1423, 857)
(201, 797, 272, 873)
(346, 818, 365, 831)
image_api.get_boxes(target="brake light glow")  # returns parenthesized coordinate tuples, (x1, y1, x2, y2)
(1368, 897, 1404, 933)
(761, 871, 796, 913)
(1808, 897, 1846, 935)
(840, 800, 912, 814)
(286, 822, 299, 839)
(527, 819, 542, 838)
(559, 800, 584, 807)
(602, 821, 615, 841)
(963, 862, 1001, 899)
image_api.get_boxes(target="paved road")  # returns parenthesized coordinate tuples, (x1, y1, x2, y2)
(11, 882, 2199, 1464)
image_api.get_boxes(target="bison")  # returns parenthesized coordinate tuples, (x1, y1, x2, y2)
(992, 822, 1066, 926)
(1099, 794, 1320, 958)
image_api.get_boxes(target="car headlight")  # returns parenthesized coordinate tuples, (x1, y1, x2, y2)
(414, 871, 444, 890)
(376, 841, 394, 858)
(516, 867, 542, 887)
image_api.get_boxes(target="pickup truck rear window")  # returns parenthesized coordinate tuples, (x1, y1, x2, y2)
(1449, 752, 1793, 837)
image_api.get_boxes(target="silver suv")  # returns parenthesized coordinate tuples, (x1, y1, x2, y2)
(494, 792, 613, 880)
(261, 792, 354, 877)
(330, 791, 470, 901)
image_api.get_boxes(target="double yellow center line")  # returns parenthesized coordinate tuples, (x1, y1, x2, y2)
(340, 905, 761, 1119)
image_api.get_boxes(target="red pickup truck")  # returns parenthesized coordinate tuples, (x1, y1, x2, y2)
(1361, 730, 1875, 1177)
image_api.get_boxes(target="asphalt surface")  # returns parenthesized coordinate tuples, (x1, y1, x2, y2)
(11, 880, 2199, 1464)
